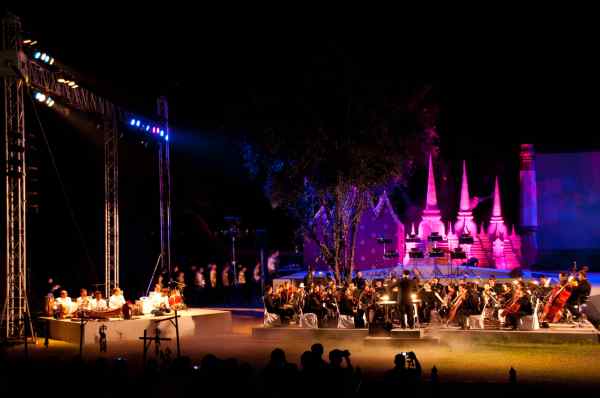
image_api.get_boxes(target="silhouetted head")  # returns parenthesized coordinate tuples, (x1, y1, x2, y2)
(311, 343, 324, 358)
(270, 348, 286, 364)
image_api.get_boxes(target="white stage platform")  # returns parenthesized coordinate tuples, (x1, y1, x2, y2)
(40, 308, 232, 345)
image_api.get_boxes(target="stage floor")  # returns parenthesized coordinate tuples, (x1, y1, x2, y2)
(40, 308, 232, 345)
(252, 321, 599, 345)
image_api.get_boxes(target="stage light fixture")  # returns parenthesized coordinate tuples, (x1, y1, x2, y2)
(34, 92, 46, 102)
(135, 120, 141, 127)
(46, 97, 55, 107)
(71, 84, 79, 88)
(68, 81, 76, 87)
(145, 125, 150, 132)
(129, 119, 136, 126)
(57, 78, 65, 83)
(49, 57, 55, 65)
(165, 134, 169, 141)
(33, 51, 41, 59)
(160, 130, 164, 137)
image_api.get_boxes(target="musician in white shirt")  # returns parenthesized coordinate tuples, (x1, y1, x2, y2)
(54, 290, 77, 315)
(109, 287, 126, 309)
(91, 291, 108, 311)
(76, 288, 93, 311)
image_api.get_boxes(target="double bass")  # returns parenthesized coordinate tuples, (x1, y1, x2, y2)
(540, 278, 577, 323)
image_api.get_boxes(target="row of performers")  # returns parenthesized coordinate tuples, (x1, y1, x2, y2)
(263, 269, 591, 329)
(47, 284, 186, 318)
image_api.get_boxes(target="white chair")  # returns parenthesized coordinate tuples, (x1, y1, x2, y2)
(518, 299, 540, 330)
(299, 312, 318, 328)
(264, 310, 281, 327)
(468, 314, 484, 329)
(337, 314, 355, 329)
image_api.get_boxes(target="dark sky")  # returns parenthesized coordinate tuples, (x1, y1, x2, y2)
(4, 6, 600, 297)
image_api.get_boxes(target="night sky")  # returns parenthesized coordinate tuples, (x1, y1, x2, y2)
(4, 6, 600, 300)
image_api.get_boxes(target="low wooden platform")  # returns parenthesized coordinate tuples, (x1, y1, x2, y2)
(252, 321, 599, 345)
(431, 322, 600, 344)
(40, 308, 232, 345)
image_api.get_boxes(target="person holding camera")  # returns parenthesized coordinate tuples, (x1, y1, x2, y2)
(326, 349, 359, 396)
(384, 351, 422, 388)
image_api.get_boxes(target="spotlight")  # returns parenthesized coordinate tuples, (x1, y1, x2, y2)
(135, 120, 141, 127)
(46, 98, 55, 107)
(57, 78, 66, 83)
(33, 51, 41, 59)
(71, 84, 79, 88)
(159, 130, 164, 137)
(49, 58, 55, 65)
(34, 92, 46, 102)
(145, 125, 150, 132)
(40, 53, 47, 61)
(68, 81, 76, 87)
(129, 119, 136, 126)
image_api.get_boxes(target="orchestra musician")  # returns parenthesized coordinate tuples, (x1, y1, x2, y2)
(566, 271, 591, 320)
(417, 282, 436, 324)
(501, 281, 533, 330)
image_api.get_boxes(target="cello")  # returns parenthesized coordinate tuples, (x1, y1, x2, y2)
(540, 277, 577, 323)
(447, 286, 468, 324)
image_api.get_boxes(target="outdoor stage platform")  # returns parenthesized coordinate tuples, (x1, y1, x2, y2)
(40, 308, 232, 345)
(252, 321, 599, 345)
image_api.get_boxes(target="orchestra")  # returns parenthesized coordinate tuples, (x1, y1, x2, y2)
(262, 266, 593, 330)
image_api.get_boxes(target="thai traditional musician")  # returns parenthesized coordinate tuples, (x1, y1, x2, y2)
(76, 288, 93, 311)
(54, 290, 77, 317)
(91, 291, 107, 311)
(109, 288, 126, 310)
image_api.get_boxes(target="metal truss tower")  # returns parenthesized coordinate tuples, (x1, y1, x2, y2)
(1, 13, 34, 340)
(157, 97, 172, 276)
(104, 110, 119, 298)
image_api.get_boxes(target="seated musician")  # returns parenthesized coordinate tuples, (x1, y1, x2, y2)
(504, 281, 533, 330)
(54, 290, 77, 316)
(339, 289, 356, 317)
(263, 285, 291, 322)
(76, 288, 93, 312)
(109, 288, 126, 310)
(168, 288, 186, 311)
(156, 288, 171, 310)
(417, 282, 436, 324)
(567, 271, 591, 320)
(91, 291, 107, 311)
(358, 285, 376, 326)
(305, 285, 327, 322)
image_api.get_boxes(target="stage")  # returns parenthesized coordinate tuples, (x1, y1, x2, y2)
(252, 321, 599, 346)
(40, 308, 232, 345)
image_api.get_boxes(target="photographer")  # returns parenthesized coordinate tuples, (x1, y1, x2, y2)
(326, 349, 360, 396)
(384, 351, 421, 388)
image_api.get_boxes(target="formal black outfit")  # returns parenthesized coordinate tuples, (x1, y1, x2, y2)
(398, 277, 415, 328)
(505, 295, 533, 329)
(353, 276, 366, 291)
